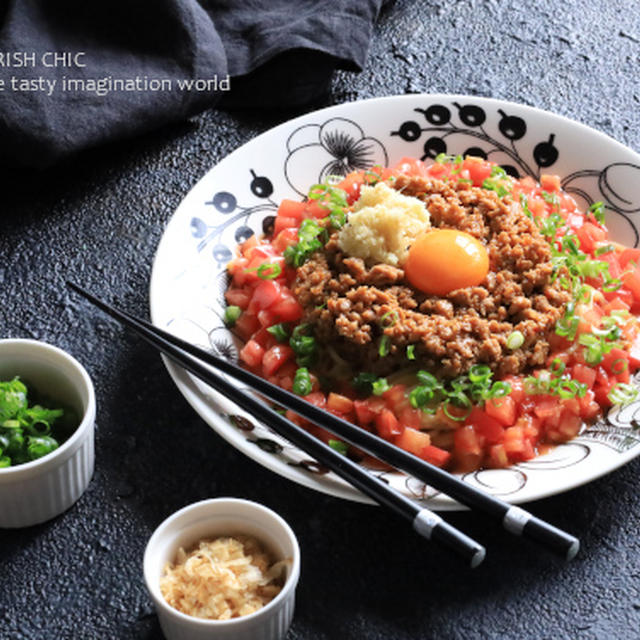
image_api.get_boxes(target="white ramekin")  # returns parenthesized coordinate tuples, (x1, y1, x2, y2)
(0, 339, 96, 527)
(144, 498, 301, 640)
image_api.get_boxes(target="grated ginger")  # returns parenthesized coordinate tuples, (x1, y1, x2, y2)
(337, 181, 430, 267)
(160, 535, 287, 620)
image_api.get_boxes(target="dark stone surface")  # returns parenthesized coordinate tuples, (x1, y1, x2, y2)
(1, 1, 640, 638)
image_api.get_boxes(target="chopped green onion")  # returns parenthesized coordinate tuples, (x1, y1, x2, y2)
(589, 201, 606, 224)
(292, 368, 313, 396)
(380, 310, 399, 328)
(595, 244, 615, 256)
(0, 377, 68, 467)
(352, 373, 377, 396)
(443, 399, 471, 421)
(267, 323, 290, 342)
(256, 262, 282, 279)
(416, 370, 440, 389)
(328, 439, 348, 455)
(372, 378, 390, 396)
(487, 381, 512, 398)
(406, 345, 416, 360)
(378, 335, 390, 357)
(506, 331, 524, 350)
(289, 324, 317, 366)
(550, 358, 566, 376)
(284, 219, 324, 267)
(611, 358, 628, 375)
(409, 385, 435, 409)
(608, 383, 639, 405)
(468, 365, 491, 383)
(224, 305, 242, 326)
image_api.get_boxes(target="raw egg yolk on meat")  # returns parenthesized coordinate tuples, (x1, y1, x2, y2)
(405, 229, 489, 296)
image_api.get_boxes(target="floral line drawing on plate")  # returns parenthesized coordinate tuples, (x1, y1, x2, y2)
(561, 162, 640, 247)
(189, 170, 278, 266)
(391, 101, 559, 179)
(285, 117, 389, 195)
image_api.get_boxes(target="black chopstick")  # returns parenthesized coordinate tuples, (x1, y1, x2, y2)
(67, 281, 579, 561)
(67, 282, 485, 568)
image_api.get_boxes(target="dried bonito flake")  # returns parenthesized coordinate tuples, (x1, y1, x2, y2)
(160, 535, 287, 620)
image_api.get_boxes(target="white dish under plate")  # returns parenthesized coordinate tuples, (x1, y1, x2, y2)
(150, 94, 640, 510)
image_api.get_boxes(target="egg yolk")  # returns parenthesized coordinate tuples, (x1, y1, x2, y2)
(404, 229, 489, 295)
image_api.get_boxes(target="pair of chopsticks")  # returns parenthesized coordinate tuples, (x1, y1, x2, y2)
(67, 282, 579, 567)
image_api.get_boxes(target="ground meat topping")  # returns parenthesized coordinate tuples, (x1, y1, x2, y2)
(292, 177, 571, 378)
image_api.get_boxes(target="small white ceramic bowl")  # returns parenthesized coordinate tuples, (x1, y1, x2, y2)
(144, 498, 301, 640)
(0, 339, 96, 527)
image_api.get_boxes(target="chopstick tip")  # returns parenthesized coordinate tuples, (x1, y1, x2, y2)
(566, 538, 580, 562)
(470, 546, 486, 569)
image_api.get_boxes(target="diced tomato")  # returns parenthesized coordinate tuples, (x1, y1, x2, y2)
(532, 395, 560, 419)
(257, 309, 277, 327)
(463, 156, 492, 186)
(227, 257, 249, 276)
(239, 235, 258, 256)
(274, 216, 298, 236)
(622, 266, 640, 301)
(249, 327, 275, 349)
(420, 444, 451, 468)
(571, 363, 597, 389)
(270, 293, 303, 322)
(618, 247, 640, 269)
(225, 287, 251, 309)
(484, 395, 516, 427)
(395, 427, 432, 457)
(467, 407, 504, 444)
(381, 384, 408, 409)
(239, 339, 264, 369)
(305, 391, 327, 409)
(502, 425, 535, 462)
(545, 409, 582, 443)
(277, 199, 307, 221)
(337, 171, 365, 203)
(540, 174, 561, 192)
(245, 244, 276, 261)
(629, 332, 640, 369)
(327, 393, 354, 415)
(567, 212, 585, 230)
(575, 222, 607, 254)
(272, 228, 299, 253)
(262, 344, 294, 376)
(578, 389, 601, 421)
(249, 279, 281, 311)
(393, 157, 430, 178)
(603, 294, 631, 313)
(593, 379, 615, 407)
(453, 425, 483, 471)
(375, 409, 403, 440)
(487, 443, 509, 468)
(353, 400, 376, 426)
(397, 406, 423, 429)
(601, 348, 630, 378)
(517, 414, 541, 441)
(598, 251, 622, 279)
(304, 200, 330, 219)
(503, 376, 526, 404)
(234, 312, 260, 340)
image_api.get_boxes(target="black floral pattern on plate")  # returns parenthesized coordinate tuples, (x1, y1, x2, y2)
(392, 101, 559, 178)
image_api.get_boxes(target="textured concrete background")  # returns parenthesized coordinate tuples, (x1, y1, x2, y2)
(1, 1, 640, 638)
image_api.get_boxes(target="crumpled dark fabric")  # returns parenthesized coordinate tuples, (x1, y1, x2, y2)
(0, 0, 385, 168)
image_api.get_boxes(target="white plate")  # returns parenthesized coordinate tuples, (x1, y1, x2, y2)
(150, 94, 640, 510)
